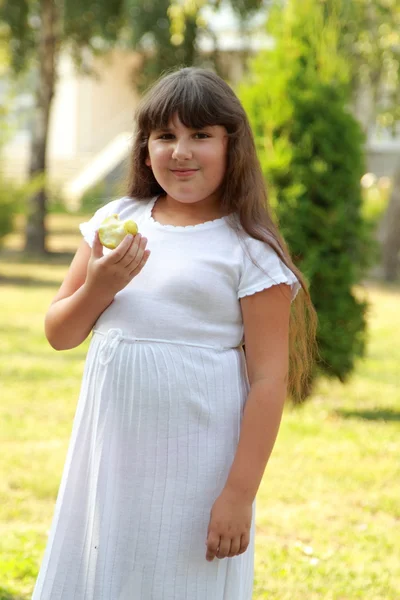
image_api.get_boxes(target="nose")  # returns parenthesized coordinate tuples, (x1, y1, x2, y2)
(172, 138, 193, 161)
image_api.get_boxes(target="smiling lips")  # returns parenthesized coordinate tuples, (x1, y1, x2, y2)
(171, 168, 199, 177)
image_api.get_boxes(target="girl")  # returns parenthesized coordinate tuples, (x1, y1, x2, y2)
(33, 67, 317, 599)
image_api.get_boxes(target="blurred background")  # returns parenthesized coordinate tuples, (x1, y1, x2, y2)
(0, 1, 399, 598)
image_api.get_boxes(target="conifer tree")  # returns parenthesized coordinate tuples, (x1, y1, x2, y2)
(239, 0, 375, 384)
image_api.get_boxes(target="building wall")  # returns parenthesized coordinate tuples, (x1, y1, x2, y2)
(3, 48, 141, 184)
(47, 53, 79, 160)
(74, 50, 141, 155)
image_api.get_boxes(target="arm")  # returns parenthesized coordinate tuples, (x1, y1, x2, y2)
(205, 282, 291, 561)
(223, 282, 291, 501)
(45, 232, 150, 350)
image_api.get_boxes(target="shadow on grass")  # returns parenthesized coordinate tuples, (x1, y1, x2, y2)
(0, 587, 24, 600)
(0, 275, 61, 288)
(0, 249, 75, 266)
(335, 408, 400, 422)
(48, 227, 87, 236)
(14, 225, 83, 237)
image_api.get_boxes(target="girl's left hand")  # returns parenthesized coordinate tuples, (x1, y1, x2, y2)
(205, 487, 252, 561)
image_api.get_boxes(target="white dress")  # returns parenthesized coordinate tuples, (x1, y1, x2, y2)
(33, 196, 300, 600)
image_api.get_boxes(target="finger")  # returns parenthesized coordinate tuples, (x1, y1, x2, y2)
(109, 234, 135, 263)
(216, 536, 231, 559)
(116, 234, 142, 267)
(238, 533, 250, 555)
(205, 533, 220, 562)
(227, 536, 241, 558)
(92, 231, 104, 259)
(128, 250, 150, 278)
(126, 236, 147, 269)
(127, 244, 150, 275)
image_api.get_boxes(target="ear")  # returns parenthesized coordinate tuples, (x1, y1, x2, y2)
(145, 156, 151, 168)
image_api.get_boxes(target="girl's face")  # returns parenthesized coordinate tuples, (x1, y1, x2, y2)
(145, 113, 228, 207)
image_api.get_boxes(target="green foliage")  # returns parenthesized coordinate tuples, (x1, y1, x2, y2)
(330, 0, 400, 127)
(0, 0, 33, 73)
(230, 0, 264, 21)
(0, 0, 127, 73)
(125, 0, 231, 90)
(64, 0, 126, 45)
(240, 0, 377, 383)
(0, 171, 44, 245)
(0, 176, 18, 244)
(0, 60, 19, 244)
(0, 0, 261, 85)
(361, 178, 392, 230)
(125, 0, 194, 90)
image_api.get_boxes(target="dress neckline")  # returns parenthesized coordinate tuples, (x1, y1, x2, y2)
(145, 196, 229, 232)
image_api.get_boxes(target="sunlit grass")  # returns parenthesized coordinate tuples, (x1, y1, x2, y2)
(253, 282, 400, 599)
(0, 216, 399, 599)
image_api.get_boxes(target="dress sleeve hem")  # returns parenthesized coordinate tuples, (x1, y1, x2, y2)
(79, 222, 95, 247)
(238, 275, 301, 302)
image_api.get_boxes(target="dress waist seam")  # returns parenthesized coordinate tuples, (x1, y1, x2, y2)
(92, 328, 241, 351)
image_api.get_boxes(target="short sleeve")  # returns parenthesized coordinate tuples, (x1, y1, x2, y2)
(238, 237, 301, 302)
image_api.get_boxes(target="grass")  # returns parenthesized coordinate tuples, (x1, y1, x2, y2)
(0, 215, 399, 599)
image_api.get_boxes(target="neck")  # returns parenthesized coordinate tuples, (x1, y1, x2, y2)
(162, 194, 226, 220)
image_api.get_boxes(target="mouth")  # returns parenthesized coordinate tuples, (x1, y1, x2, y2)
(170, 169, 199, 177)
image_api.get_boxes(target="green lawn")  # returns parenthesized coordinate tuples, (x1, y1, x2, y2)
(0, 215, 399, 599)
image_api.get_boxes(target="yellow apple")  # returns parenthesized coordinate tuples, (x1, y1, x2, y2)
(98, 214, 139, 249)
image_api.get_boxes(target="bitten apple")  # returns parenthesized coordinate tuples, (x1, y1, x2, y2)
(98, 214, 139, 249)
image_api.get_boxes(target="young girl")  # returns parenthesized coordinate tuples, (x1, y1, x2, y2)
(33, 67, 317, 599)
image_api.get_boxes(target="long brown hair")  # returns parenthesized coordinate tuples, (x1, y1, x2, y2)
(127, 67, 318, 402)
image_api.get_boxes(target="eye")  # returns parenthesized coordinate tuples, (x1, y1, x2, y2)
(158, 133, 174, 140)
(194, 132, 210, 139)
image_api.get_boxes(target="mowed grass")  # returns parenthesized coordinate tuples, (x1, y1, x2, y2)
(0, 214, 399, 599)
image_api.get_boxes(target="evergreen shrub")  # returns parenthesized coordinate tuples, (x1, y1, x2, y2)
(239, 0, 376, 383)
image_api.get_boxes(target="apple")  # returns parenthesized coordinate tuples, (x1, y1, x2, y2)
(98, 214, 139, 249)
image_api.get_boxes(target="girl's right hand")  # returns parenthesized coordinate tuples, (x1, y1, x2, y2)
(85, 230, 150, 300)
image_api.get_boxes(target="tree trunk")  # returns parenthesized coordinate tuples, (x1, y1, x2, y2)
(24, 0, 58, 254)
(381, 159, 400, 281)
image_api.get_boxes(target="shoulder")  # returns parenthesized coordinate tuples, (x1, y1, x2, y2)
(113, 196, 154, 221)
(235, 228, 300, 302)
(236, 227, 283, 271)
